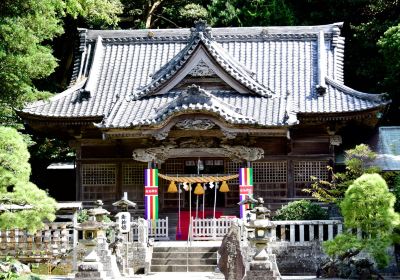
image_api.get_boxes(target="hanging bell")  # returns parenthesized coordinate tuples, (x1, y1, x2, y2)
(219, 181, 229, 192)
(167, 181, 178, 193)
(194, 183, 204, 195)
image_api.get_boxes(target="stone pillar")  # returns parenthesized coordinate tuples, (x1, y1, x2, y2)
(138, 218, 148, 245)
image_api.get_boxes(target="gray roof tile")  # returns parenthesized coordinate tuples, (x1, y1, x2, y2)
(21, 23, 388, 127)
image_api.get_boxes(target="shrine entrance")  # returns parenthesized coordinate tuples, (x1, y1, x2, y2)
(183, 159, 225, 208)
(159, 158, 240, 211)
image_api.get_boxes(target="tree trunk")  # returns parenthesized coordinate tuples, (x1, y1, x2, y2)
(145, 0, 163, 28)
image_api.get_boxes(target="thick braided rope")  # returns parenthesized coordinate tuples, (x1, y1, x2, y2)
(158, 173, 238, 183)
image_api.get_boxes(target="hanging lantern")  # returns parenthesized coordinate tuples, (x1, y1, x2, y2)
(219, 181, 229, 192)
(194, 183, 204, 195)
(167, 181, 178, 193)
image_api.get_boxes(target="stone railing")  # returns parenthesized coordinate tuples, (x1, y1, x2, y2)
(0, 222, 76, 261)
(271, 220, 343, 243)
(187, 218, 343, 243)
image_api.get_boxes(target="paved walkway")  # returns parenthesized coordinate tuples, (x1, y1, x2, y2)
(44, 274, 318, 279)
(129, 273, 317, 279)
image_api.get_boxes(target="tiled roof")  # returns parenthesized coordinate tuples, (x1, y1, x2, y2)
(21, 22, 388, 128)
(100, 86, 288, 128)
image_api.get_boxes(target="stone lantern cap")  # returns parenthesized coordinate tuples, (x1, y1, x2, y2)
(88, 207, 110, 217)
(112, 192, 137, 209)
(88, 200, 110, 217)
(76, 219, 108, 231)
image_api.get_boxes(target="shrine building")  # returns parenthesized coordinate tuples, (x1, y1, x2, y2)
(19, 21, 388, 216)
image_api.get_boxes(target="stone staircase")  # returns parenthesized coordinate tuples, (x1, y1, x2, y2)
(150, 246, 219, 272)
(160, 207, 240, 240)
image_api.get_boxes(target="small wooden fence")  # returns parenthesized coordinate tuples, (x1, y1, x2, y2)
(129, 218, 169, 241)
(191, 218, 235, 241)
(0, 222, 76, 261)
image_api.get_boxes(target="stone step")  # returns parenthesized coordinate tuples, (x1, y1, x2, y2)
(152, 251, 217, 259)
(150, 264, 217, 272)
(153, 246, 218, 253)
(151, 258, 217, 265)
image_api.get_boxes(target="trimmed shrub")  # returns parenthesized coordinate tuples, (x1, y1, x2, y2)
(273, 199, 329, 220)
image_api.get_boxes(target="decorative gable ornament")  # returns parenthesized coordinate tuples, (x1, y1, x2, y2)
(130, 21, 274, 100)
(188, 60, 216, 77)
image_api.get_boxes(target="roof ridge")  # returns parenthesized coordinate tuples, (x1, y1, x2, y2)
(84, 22, 344, 40)
(84, 36, 104, 94)
(325, 77, 387, 103)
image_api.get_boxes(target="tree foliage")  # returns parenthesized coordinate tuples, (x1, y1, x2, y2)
(0, 0, 122, 127)
(378, 23, 400, 120)
(304, 144, 380, 203)
(120, 0, 208, 28)
(208, 0, 294, 27)
(273, 200, 328, 221)
(324, 174, 400, 268)
(0, 127, 57, 233)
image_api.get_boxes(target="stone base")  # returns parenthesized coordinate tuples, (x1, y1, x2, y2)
(75, 261, 109, 280)
(74, 251, 109, 280)
(243, 251, 281, 280)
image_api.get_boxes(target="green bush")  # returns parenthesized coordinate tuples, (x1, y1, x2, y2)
(324, 173, 400, 268)
(273, 199, 329, 220)
(382, 171, 400, 213)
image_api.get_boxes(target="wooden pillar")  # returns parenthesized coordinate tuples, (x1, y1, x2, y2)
(74, 143, 82, 201)
(287, 159, 294, 198)
(116, 161, 122, 200)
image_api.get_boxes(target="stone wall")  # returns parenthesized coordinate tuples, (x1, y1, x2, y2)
(124, 242, 151, 274)
(269, 242, 398, 276)
(270, 242, 325, 275)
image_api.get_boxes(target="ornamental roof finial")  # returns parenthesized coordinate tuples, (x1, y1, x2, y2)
(191, 20, 212, 38)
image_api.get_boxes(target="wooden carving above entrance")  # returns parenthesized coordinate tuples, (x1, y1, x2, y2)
(175, 119, 215, 130)
(132, 144, 264, 163)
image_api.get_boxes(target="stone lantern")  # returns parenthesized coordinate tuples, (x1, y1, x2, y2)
(239, 197, 281, 280)
(74, 200, 121, 280)
(77, 200, 110, 246)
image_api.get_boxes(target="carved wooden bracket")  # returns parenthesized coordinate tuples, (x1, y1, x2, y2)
(132, 144, 264, 163)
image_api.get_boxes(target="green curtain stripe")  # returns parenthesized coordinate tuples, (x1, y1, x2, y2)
(155, 196, 159, 219)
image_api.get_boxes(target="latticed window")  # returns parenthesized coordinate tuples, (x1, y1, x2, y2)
(163, 159, 185, 174)
(161, 160, 185, 208)
(294, 161, 329, 182)
(122, 162, 146, 185)
(81, 164, 116, 201)
(224, 161, 241, 184)
(293, 160, 329, 197)
(122, 162, 147, 207)
(253, 161, 287, 183)
(253, 161, 287, 200)
(224, 160, 241, 207)
(82, 164, 116, 185)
